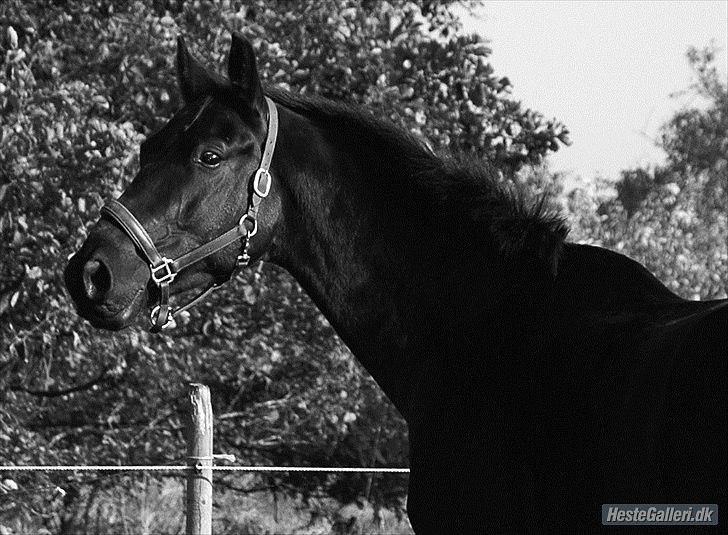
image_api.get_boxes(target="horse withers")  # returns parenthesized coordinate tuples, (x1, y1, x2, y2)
(65, 33, 727, 533)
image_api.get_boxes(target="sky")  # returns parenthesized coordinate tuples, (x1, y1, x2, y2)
(453, 1, 728, 185)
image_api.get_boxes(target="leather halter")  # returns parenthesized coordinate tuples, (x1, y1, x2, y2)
(100, 96, 278, 332)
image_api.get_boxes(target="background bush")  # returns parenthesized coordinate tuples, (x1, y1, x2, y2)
(567, 44, 726, 301)
(0, 0, 724, 533)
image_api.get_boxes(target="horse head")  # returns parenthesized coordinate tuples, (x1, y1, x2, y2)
(64, 34, 282, 331)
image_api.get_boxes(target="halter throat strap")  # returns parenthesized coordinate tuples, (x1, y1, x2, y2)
(100, 96, 278, 332)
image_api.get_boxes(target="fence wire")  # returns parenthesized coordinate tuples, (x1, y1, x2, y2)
(0, 465, 409, 473)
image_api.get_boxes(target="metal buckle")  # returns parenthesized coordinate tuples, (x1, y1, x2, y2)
(151, 257, 176, 285)
(238, 213, 258, 237)
(253, 168, 271, 198)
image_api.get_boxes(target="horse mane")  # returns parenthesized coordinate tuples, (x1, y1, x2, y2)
(264, 85, 569, 275)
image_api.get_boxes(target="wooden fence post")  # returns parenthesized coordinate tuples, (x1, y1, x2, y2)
(186, 383, 213, 535)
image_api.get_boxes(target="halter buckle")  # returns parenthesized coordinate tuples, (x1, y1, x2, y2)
(253, 168, 271, 198)
(151, 257, 176, 285)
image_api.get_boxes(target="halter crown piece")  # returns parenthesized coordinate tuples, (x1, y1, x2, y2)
(101, 96, 279, 332)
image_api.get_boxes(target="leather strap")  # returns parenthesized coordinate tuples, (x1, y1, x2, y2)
(260, 98, 278, 172)
(102, 200, 165, 267)
(172, 225, 247, 273)
(154, 282, 171, 328)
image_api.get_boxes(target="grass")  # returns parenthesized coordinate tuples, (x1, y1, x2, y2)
(2, 475, 414, 534)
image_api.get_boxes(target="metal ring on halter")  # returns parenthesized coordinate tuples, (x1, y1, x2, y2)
(238, 213, 258, 237)
(253, 168, 272, 198)
(150, 305, 175, 329)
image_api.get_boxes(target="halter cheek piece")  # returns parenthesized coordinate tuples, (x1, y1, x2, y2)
(100, 96, 278, 332)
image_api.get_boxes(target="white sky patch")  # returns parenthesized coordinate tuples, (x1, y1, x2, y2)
(452, 1, 728, 185)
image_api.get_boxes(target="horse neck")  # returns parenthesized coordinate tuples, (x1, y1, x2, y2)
(267, 106, 469, 413)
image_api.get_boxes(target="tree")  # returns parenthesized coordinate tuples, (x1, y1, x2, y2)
(569, 43, 727, 301)
(612, 43, 726, 216)
(660, 44, 727, 217)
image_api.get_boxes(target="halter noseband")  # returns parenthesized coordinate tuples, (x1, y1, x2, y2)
(100, 96, 278, 332)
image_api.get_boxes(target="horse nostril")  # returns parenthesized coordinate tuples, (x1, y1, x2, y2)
(82, 258, 112, 301)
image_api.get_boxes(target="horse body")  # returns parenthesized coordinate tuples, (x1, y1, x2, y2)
(266, 98, 727, 531)
(64, 34, 727, 533)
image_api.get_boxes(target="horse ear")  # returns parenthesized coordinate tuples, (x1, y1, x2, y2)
(228, 32, 264, 113)
(176, 36, 213, 103)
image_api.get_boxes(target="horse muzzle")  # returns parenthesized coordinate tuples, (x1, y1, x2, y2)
(64, 225, 149, 331)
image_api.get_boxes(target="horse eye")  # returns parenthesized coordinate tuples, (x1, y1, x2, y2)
(199, 150, 222, 167)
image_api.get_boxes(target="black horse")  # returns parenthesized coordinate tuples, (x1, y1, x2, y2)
(65, 34, 727, 533)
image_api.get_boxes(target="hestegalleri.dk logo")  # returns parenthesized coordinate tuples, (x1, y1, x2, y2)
(602, 504, 718, 526)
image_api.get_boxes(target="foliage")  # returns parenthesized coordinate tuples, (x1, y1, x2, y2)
(2, 0, 724, 530)
(0, 0, 568, 530)
(568, 43, 727, 301)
